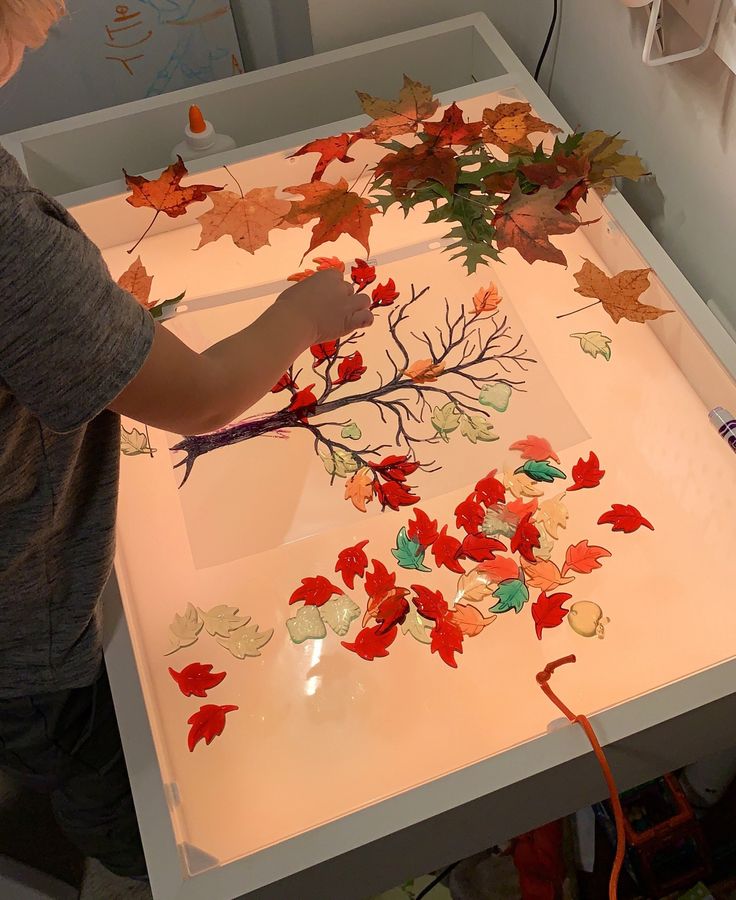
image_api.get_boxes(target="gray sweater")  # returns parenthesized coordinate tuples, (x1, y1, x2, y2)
(0, 147, 154, 698)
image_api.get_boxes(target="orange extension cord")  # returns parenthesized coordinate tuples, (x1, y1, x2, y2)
(536, 656, 626, 900)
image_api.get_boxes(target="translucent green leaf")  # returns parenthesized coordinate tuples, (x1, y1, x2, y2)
(340, 421, 362, 440)
(459, 414, 498, 444)
(320, 594, 361, 636)
(489, 579, 529, 614)
(570, 331, 612, 361)
(479, 383, 512, 412)
(391, 527, 431, 572)
(320, 447, 358, 478)
(515, 460, 566, 483)
(431, 402, 461, 442)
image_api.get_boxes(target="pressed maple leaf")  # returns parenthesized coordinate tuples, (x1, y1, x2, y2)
(573, 259, 672, 325)
(493, 182, 589, 266)
(461, 533, 505, 562)
(509, 435, 560, 464)
(520, 154, 590, 192)
(472, 283, 502, 314)
(404, 358, 445, 384)
(411, 584, 448, 621)
(287, 384, 317, 421)
(568, 451, 606, 491)
(357, 74, 439, 141)
(345, 467, 375, 512)
(423, 101, 484, 147)
(374, 142, 458, 198)
(562, 540, 612, 575)
(478, 556, 520, 584)
(575, 130, 648, 195)
(310, 340, 339, 367)
(351, 259, 376, 289)
(195, 187, 292, 254)
(520, 558, 574, 591)
(271, 372, 295, 393)
(483, 170, 518, 195)
(333, 351, 367, 386)
(510, 512, 541, 563)
(374, 589, 411, 635)
(285, 178, 377, 256)
(449, 603, 496, 637)
(374, 479, 419, 511)
(288, 132, 361, 181)
(365, 559, 397, 600)
(482, 101, 560, 154)
(371, 279, 399, 308)
(341, 623, 398, 660)
(117, 256, 153, 307)
(432, 525, 465, 574)
(168, 663, 226, 698)
(289, 575, 342, 606)
(532, 591, 572, 640)
(407, 507, 439, 548)
(430, 616, 464, 668)
(369, 455, 421, 482)
(187, 703, 238, 752)
(455, 497, 485, 535)
(598, 504, 654, 533)
(475, 469, 506, 506)
(335, 539, 369, 589)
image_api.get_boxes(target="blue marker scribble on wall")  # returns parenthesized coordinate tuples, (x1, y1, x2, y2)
(138, 0, 198, 24)
(146, 33, 193, 96)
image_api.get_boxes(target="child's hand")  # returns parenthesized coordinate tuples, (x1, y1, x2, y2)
(274, 269, 374, 344)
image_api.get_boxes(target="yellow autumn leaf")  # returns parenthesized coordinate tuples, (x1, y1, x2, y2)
(520, 558, 575, 591)
(472, 282, 502, 314)
(344, 466, 374, 512)
(403, 359, 445, 384)
(535, 492, 569, 539)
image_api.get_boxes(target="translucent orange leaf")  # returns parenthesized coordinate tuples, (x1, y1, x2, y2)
(403, 359, 445, 384)
(472, 283, 502, 314)
(344, 466, 375, 512)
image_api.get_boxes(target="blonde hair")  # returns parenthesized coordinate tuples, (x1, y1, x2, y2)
(0, 0, 65, 77)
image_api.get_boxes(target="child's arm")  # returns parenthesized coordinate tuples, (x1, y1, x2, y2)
(110, 269, 372, 435)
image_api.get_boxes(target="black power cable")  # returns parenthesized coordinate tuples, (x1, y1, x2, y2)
(534, 0, 560, 82)
(414, 862, 459, 900)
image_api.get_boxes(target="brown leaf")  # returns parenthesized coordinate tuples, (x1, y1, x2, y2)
(575, 130, 648, 195)
(573, 259, 672, 324)
(117, 256, 153, 307)
(448, 603, 496, 637)
(403, 359, 445, 383)
(472, 283, 502, 314)
(344, 467, 374, 512)
(374, 142, 457, 198)
(196, 188, 293, 254)
(483, 170, 518, 196)
(124, 157, 223, 218)
(482, 101, 560, 154)
(285, 178, 377, 256)
(357, 75, 439, 141)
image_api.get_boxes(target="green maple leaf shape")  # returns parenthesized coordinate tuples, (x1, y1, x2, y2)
(391, 527, 431, 572)
(489, 578, 530, 614)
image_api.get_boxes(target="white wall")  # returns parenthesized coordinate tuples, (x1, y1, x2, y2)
(308, 0, 736, 332)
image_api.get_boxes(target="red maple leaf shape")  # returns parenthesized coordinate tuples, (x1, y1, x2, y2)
(374, 588, 410, 634)
(350, 259, 376, 290)
(411, 584, 448, 622)
(333, 351, 367, 385)
(370, 455, 420, 481)
(461, 533, 505, 563)
(287, 384, 317, 421)
(423, 102, 484, 148)
(364, 559, 397, 599)
(430, 616, 464, 668)
(598, 504, 654, 533)
(289, 575, 342, 606)
(454, 496, 485, 535)
(289, 132, 361, 182)
(371, 278, 400, 308)
(187, 703, 238, 752)
(507, 497, 539, 519)
(532, 591, 572, 640)
(124, 157, 223, 219)
(375, 142, 458, 198)
(568, 451, 606, 491)
(310, 340, 339, 367)
(374, 479, 419, 511)
(335, 540, 369, 590)
(341, 624, 397, 660)
(271, 372, 295, 393)
(407, 507, 439, 548)
(431, 525, 465, 574)
(168, 663, 226, 698)
(510, 513, 541, 563)
(474, 470, 506, 507)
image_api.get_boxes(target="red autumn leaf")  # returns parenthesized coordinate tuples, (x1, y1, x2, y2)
(124, 157, 223, 219)
(371, 278, 400, 308)
(287, 383, 317, 421)
(374, 479, 420, 511)
(187, 703, 238, 752)
(430, 616, 464, 668)
(479, 556, 520, 584)
(509, 435, 560, 463)
(562, 540, 612, 576)
(365, 585, 408, 627)
(288, 132, 361, 181)
(556, 180, 589, 215)
(431, 525, 465, 574)
(168, 663, 226, 698)
(474, 469, 506, 506)
(461, 533, 505, 562)
(364, 559, 397, 600)
(411, 584, 448, 621)
(374, 589, 410, 634)
(598, 504, 654, 533)
(271, 372, 295, 393)
(532, 591, 572, 640)
(484, 170, 518, 196)
(520, 153, 590, 192)
(568, 451, 606, 491)
(423, 101, 484, 148)
(375, 142, 458, 198)
(284, 178, 377, 256)
(333, 351, 367, 385)
(510, 512, 541, 563)
(407, 507, 439, 548)
(341, 623, 397, 660)
(350, 259, 376, 289)
(454, 496, 485, 534)
(335, 539, 369, 589)
(507, 497, 539, 518)
(310, 340, 339, 367)
(370, 454, 420, 482)
(287, 256, 345, 281)
(289, 575, 342, 606)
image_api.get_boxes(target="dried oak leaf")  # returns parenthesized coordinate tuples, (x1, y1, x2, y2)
(288, 132, 361, 181)
(168, 663, 226, 698)
(117, 256, 153, 307)
(573, 259, 672, 325)
(124, 157, 223, 219)
(335, 540, 370, 590)
(357, 74, 439, 141)
(422, 101, 484, 147)
(375, 142, 458, 198)
(482, 101, 560, 154)
(345, 467, 375, 512)
(404, 358, 445, 384)
(284, 178, 377, 256)
(187, 703, 238, 752)
(195, 187, 292, 254)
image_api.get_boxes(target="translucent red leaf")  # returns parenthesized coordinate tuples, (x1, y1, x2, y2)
(310, 340, 339, 367)
(374, 479, 420, 511)
(474, 469, 506, 507)
(510, 512, 541, 563)
(562, 540, 612, 575)
(509, 435, 560, 463)
(187, 703, 238, 752)
(271, 372, 295, 393)
(335, 539, 369, 589)
(407, 507, 439, 548)
(341, 624, 397, 660)
(532, 591, 572, 640)
(430, 616, 464, 668)
(168, 663, 226, 698)
(506, 497, 539, 518)
(288, 132, 361, 181)
(568, 451, 606, 491)
(369, 454, 420, 481)
(287, 384, 317, 421)
(364, 559, 397, 600)
(374, 588, 410, 634)
(598, 504, 654, 533)
(461, 533, 505, 562)
(431, 526, 465, 574)
(350, 259, 376, 289)
(333, 351, 367, 385)
(411, 584, 448, 621)
(289, 575, 342, 606)
(454, 496, 485, 534)
(371, 278, 400, 308)
(478, 556, 520, 584)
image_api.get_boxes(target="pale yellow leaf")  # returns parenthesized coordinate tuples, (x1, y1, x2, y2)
(197, 604, 250, 637)
(535, 492, 569, 539)
(217, 621, 274, 658)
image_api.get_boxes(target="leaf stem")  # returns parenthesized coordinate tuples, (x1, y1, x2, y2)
(556, 300, 601, 320)
(223, 165, 244, 199)
(127, 209, 161, 254)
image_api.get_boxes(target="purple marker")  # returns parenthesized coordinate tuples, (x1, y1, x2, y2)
(709, 407, 736, 453)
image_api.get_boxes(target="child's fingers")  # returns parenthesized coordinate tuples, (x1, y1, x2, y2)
(347, 309, 374, 331)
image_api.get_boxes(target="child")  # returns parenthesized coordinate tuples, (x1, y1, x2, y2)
(0, 2, 373, 880)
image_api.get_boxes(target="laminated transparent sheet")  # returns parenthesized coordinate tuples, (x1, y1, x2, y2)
(104, 87, 736, 873)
